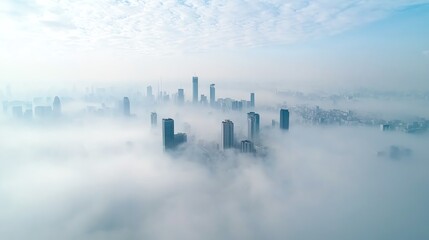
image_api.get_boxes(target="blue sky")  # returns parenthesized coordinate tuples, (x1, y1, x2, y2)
(0, 0, 428, 91)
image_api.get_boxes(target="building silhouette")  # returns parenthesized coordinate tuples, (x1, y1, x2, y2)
(221, 120, 234, 150)
(210, 84, 215, 107)
(192, 76, 198, 103)
(280, 109, 289, 130)
(151, 112, 157, 127)
(53, 96, 61, 116)
(241, 140, 254, 153)
(147, 86, 153, 99)
(162, 118, 175, 150)
(177, 89, 184, 105)
(34, 106, 52, 118)
(250, 93, 255, 108)
(123, 97, 130, 116)
(247, 112, 260, 140)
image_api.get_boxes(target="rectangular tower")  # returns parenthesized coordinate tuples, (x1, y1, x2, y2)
(280, 109, 289, 130)
(247, 112, 260, 140)
(162, 118, 175, 150)
(210, 84, 215, 107)
(192, 76, 198, 103)
(221, 120, 234, 150)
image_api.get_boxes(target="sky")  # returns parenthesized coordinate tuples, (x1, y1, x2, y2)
(1, 0, 429, 90)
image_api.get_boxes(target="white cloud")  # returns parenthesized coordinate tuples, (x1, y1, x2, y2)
(0, 0, 428, 54)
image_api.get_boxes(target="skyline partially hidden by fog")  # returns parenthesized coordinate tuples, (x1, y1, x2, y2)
(1, 1, 429, 239)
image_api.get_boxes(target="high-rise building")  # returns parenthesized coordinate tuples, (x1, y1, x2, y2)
(192, 76, 198, 103)
(247, 112, 260, 140)
(177, 89, 184, 105)
(280, 109, 289, 130)
(250, 93, 255, 108)
(174, 133, 187, 146)
(210, 84, 215, 107)
(151, 112, 157, 127)
(147, 86, 153, 99)
(221, 120, 234, 150)
(52, 96, 61, 116)
(200, 94, 208, 105)
(123, 97, 130, 116)
(241, 140, 254, 153)
(162, 118, 175, 150)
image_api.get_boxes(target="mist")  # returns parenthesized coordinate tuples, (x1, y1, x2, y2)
(1, 89, 428, 240)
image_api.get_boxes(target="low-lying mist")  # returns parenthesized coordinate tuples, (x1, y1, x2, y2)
(1, 109, 428, 240)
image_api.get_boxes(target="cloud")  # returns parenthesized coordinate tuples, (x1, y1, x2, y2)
(1, 101, 429, 239)
(1, 0, 428, 54)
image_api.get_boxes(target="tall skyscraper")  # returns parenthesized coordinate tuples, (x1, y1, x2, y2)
(123, 97, 130, 116)
(210, 84, 215, 107)
(250, 93, 255, 108)
(247, 112, 260, 140)
(151, 112, 157, 127)
(177, 89, 184, 105)
(280, 109, 289, 130)
(241, 140, 254, 153)
(147, 86, 153, 98)
(52, 96, 61, 116)
(192, 76, 198, 103)
(221, 120, 234, 150)
(162, 118, 175, 150)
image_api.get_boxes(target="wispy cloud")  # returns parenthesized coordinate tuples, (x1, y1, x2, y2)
(1, 0, 428, 54)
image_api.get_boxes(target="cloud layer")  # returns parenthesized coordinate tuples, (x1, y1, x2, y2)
(1, 0, 428, 53)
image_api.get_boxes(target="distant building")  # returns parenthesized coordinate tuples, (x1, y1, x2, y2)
(123, 97, 130, 116)
(34, 106, 52, 118)
(147, 86, 153, 99)
(12, 106, 22, 118)
(380, 124, 391, 131)
(250, 93, 255, 108)
(52, 96, 61, 116)
(221, 120, 234, 150)
(210, 84, 215, 107)
(177, 89, 184, 105)
(247, 112, 260, 140)
(241, 140, 254, 153)
(280, 109, 289, 130)
(174, 133, 187, 146)
(192, 76, 198, 103)
(162, 118, 175, 150)
(151, 112, 157, 127)
(200, 94, 208, 105)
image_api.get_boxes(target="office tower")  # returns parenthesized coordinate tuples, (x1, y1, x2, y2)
(250, 93, 255, 108)
(162, 118, 175, 150)
(123, 97, 130, 116)
(200, 94, 208, 105)
(221, 120, 234, 150)
(210, 84, 215, 107)
(52, 96, 61, 116)
(174, 133, 187, 146)
(280, 109, 289, 130)
(177, 89, 184, 105)
(241, 140, 254, 153)
(192, 76, 198, 103)
(151, 112, 157, 127)
(247, 112, 260, 140)
(147, 86, 153, 98)
(34, 106, 52, 118)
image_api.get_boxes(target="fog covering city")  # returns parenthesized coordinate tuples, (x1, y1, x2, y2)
(1, 83, 429, 240)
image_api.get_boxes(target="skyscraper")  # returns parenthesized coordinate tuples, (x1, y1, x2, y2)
(192, 76, 198, 103)
(221, 120, 234, 150)
(147, 86, 153, 98)
(280, 109, 289, 130)
(123, 97, 130, 116)
(241, 140, 254, 153)
(247, 112, 260, 140)
(250, 93, 255, 108)
(151, 112, 157, 127)
(162, 118, 175, 150)
(52, 96, 61, 116)
(210, 84, 215, 107)
(177, 89, 184, 105)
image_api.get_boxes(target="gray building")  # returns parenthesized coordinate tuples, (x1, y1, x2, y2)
(123, 97, 130, 116)
(221, 120, 234, 150)
(53, 96, 61, 116)
(151, 112, 157, 127)
(247, 112, 260, 140)
(250, 93, 255, 108)
(192, 76, 198, 103)
(210, 84, 215, 107)
(177, 89, 184, 105)
(162, 118, 175, 150)
(240, 140, 254, 153)
(280, 109, 289, 130)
